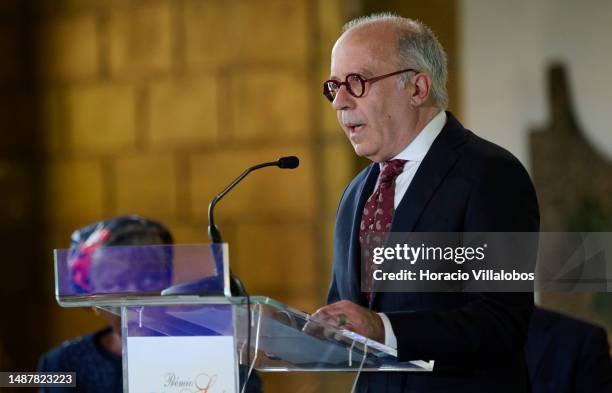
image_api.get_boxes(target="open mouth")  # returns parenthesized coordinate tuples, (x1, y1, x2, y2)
(348, 124, 365, 133)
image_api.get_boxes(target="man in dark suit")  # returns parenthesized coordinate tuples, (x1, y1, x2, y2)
(526, 306, 612, 393)
(313, 13, 539, 392)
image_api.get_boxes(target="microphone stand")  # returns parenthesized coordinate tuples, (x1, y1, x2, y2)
(208, 161, 279, 244)
(205, 157, 298, 388)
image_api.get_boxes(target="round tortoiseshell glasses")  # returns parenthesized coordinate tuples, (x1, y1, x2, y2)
(323, 68, 419, 102)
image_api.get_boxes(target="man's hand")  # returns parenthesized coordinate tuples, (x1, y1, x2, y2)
(310, 300, 385, 343)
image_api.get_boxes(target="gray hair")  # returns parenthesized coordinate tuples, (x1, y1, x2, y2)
(343, 13, 448, 110)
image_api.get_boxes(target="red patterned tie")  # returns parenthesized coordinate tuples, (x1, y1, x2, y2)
(359, 159, 407, 303)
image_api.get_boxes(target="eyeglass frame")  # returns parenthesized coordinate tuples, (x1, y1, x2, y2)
(323, 68, 420, 103)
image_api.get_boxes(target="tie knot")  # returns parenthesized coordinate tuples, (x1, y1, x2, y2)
(380, 159, 407, 184)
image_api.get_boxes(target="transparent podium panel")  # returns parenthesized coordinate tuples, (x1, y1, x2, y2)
(120, 297, 433, 378)
(53, 242, 432, 393)
(54, 243, 231, 306)
(236, 297, 434, 372)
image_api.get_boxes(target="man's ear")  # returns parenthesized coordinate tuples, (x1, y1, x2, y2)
(410, 73, 433, 106)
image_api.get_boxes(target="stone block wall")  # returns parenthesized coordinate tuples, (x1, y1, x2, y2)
(32, 1, 353, 391)
(34, 0, 353, 343)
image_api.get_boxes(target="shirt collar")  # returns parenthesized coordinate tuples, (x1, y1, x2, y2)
(379, 110, 446, 168)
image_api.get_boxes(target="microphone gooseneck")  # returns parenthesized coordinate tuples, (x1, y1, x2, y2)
(206, 156, 299, 372)
(207, 156, 300, 243)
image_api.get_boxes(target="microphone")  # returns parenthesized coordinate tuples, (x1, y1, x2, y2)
(278, 156, 299, 169)
(208, 156, 300, 243)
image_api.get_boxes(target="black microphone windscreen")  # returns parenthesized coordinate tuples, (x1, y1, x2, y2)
(277, 156, 299, 169)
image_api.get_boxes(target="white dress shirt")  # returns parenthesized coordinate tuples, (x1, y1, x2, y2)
(376, 110, 447, 348)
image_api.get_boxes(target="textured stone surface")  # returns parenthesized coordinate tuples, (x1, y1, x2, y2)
(183, 0, 240, 68)
(229, 70, 310, 138)
(322, 141, 354, 212)
(45, 159, 105, 224)
(149, 76, 218, 146)
(108, 2, 173, 78)
(114, 153, 177, 220)
(40, 90, 62, 153)
(232, 222, 316, 292)
(66, 83, 136, 152)
(0, 92, 35, 155)
(36, 13, 99, 82)
(233, 0, 309, 62)
(316, 0, 344, 57)
(184, 0, 308, 68)
(0, 161, 34, 224)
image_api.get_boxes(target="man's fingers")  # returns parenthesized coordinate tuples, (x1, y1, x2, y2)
(320, 301, 362, 317)
(302, 320, 318, 334)
(306, 305, 382, 342)
(312, 306, 336, 319)
(310, 301, 382, 340)
(313, 305, 350, 325)
(319, 303, 368, 328)
(310, 312, 334, 327)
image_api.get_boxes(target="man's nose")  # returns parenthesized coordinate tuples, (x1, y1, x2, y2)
(332, 85, 355, 111)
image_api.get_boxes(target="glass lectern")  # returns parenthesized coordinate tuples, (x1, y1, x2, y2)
(54, 243, 432, 393)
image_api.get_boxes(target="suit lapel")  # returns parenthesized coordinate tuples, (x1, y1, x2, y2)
(348, 164, 380, 304)
(391, 113, 467, 233)
(371, 113, 468, 307)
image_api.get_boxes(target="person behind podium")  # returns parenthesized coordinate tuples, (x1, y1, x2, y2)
(312, 13, 539, 392)
(526, 306, 612, 393)
(38, 215, 173, 393)
(39, 215, 263, 393)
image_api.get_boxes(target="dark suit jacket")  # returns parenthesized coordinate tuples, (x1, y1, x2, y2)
(526, 307, 612, 393)
(328, 112, 540, 392)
